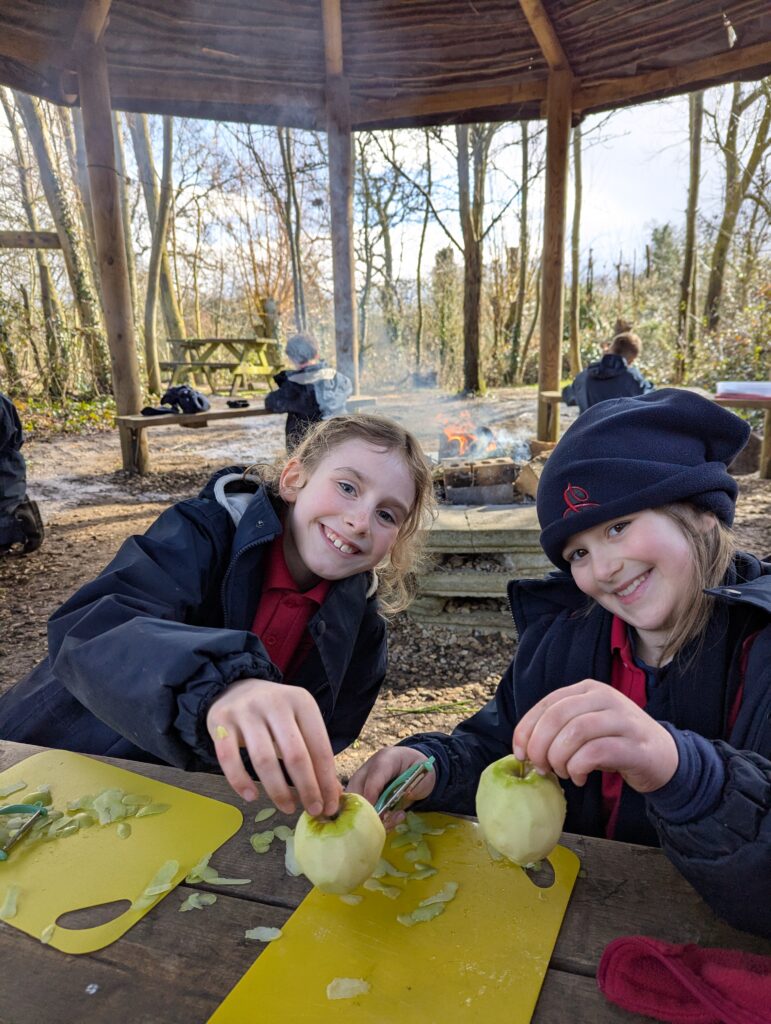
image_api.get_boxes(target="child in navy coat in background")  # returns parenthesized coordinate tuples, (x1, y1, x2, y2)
(0, 414, 434, 819)
(351, 390, 771, 939)
(265, 332, 353, 451)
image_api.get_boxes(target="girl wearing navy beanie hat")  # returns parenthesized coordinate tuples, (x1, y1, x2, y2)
(349, 388, 771, 939)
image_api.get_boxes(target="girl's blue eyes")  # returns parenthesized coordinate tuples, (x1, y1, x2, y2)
(336, 481, 397, 526)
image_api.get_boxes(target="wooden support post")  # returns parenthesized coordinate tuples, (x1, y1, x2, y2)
(77, 40, 148, 472)
(321, 0, 358, 392)
(537, 69, 572, 441)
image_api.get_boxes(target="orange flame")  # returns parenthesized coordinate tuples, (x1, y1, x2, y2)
(438, 411, 496, 456)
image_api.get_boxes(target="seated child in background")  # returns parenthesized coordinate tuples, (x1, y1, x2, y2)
(0, 391, 44, 554)
(350, 390, 771, 939)
(562, 330, 654, 413)
(0, 414, 434, 819)
(265, 332, 353, 452)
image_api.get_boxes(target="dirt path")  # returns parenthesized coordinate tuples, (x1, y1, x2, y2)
(1, 388, 769, 781)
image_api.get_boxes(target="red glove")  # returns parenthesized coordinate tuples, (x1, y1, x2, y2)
(598, 935, 771, 1024)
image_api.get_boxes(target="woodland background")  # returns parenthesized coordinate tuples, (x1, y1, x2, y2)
(0, 78, 768, 429)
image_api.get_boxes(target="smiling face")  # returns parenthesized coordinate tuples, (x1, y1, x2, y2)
(562, 508, 714, 664)
(278, 438, 417, 590)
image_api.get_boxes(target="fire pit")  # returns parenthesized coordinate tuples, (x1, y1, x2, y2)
(410, 415, 552, 634)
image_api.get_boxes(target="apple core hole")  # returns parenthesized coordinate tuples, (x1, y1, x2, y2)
(524, 859, 555, 889)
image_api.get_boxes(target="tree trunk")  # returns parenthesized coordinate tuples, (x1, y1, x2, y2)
(144, 116, 173, 395)
(568, 122, 582, 376)
(509, 122, 530, 382)
(14, 90, 111, 394)
(1, 88, 68, 397)
(113, 112, 138, 331)
(414, 130, 432, 370)
(704, 82, 771, 331)
(58, 105, 101, 303)
(126, 112, 186, 349)
(277, 127, 306, 332)
(676, 90, 703, 382)
(0, 313, 22, 393)
(456, 124, 485, 394)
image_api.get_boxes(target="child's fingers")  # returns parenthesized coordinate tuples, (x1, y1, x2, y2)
(347, 747, 430, 807)
(211, 724, 260, 802)
(241, 722, 300, 815)
(294, 714, 343, 818)
(268, 716, 331, 818)
(514, 681, 611, 768)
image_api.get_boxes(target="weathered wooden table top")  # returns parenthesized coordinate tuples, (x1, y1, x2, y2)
(1, 741, 768, 1024)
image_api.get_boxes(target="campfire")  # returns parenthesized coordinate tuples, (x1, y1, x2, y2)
(434, 413, 555, 506)
(438, 411, 498, 460)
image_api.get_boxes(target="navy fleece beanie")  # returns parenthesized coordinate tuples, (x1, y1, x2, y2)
(537, 389, 750, 570)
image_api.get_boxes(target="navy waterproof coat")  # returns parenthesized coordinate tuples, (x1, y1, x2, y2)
(0, 471, 387, 770)
(265, 360, 352, 449)
(563, 353, 654, 413)
(404, 553, 771, 938)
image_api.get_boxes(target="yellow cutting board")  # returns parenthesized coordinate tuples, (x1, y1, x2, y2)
(0, 749, 242, 953)
(209, 813, 579, 1023)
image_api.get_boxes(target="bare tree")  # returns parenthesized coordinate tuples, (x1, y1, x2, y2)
(675, 90, 703, 382)
(0, 88, 67, 395)
(703, 79, 771, 330)
(14, 90, 110, 393)
(126, 112, 186, 347)
(568, 121, 583, 376)
(144, 116, 174, 394)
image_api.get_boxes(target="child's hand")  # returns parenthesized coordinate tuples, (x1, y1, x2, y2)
(206, 678, 343, 817)
(513, 680, 679, 794)
(347, 746, 436, 828)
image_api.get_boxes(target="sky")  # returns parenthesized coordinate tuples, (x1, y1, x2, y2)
(395, 91, 730, 282)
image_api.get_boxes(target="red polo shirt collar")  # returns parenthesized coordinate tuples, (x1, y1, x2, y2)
(251, 533, 330, 677)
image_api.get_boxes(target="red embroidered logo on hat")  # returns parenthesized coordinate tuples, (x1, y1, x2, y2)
(562, 483, 599, 518)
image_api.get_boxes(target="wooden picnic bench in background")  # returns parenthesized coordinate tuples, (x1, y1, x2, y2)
(160, 338, 283, 395)
(714, 394, 771, 479)
(116, 396, 378, 474)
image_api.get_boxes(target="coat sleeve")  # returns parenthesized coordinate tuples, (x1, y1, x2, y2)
(46, 500, 281, 769)
(647, 731, 771, 938)
(397, 659, 518, 816)
(327, 598, 388, 755)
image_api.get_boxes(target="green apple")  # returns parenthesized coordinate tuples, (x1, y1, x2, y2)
(476, 755, 566, 866)
(294, 793, 386, 894)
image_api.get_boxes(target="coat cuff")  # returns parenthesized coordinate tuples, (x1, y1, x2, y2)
(646, 724, 725, 824)
(176, 651, 282, 764)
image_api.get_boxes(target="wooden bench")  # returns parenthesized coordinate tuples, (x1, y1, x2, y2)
(116, 396, 379, 473)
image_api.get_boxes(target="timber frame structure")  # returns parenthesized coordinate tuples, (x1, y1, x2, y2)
(0, 1, 769, 470)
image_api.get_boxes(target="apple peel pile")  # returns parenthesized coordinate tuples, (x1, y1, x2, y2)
(475, 755, 567, 866)
(294, 793, 386, 894)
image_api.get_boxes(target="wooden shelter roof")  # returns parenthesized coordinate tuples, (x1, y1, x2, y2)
(0, 1, 769, 130)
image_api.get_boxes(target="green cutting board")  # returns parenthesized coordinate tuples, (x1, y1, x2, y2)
(209, 813, 579, 1023)
(0, 749, 242, 953)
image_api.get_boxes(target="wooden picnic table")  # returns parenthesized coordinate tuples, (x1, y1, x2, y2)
(2, 739, 769, 1023)
(714, 394, 771, 479)
(161, 338, 283, 394)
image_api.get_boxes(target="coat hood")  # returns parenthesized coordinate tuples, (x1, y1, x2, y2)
(587, 353, 629, 380)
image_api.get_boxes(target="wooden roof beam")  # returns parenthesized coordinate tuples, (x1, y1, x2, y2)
(518, 0, 571, 73)
(321, 0, 344, 77)
(574, 40, 771, 112)
(72, 0, 112, 51)
(356, 79, 547, 126)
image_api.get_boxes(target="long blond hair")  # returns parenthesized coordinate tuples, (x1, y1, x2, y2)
(250, 414, 435, 614)
(656, 503, 736, 665)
